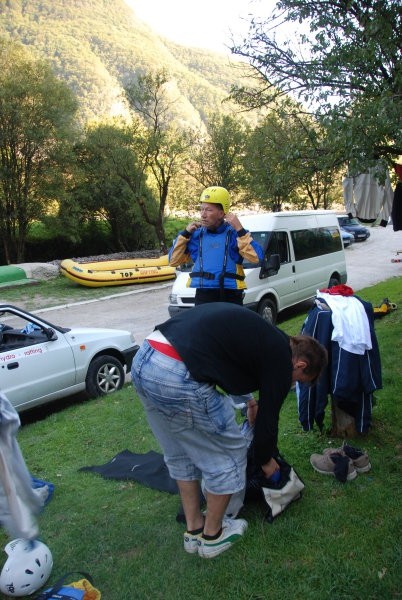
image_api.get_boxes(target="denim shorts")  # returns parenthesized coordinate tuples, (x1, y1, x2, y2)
(131, 342, 247, 495)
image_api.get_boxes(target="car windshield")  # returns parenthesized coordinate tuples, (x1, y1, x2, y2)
(339, 217, 360, 226)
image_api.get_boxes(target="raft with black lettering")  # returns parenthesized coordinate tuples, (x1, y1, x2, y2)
(60, 256, 176, 287)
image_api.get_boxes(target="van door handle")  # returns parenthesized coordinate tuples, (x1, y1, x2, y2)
(292, 265, 295, 273)
(7, 362, 19, 370)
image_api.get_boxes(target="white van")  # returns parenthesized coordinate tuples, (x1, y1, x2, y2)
(168, 210, 347, 324)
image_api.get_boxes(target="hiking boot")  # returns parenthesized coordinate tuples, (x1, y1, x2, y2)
(184, 531, 202, 554)
(323, 443, 371, 473)
(197, 518, 248, 559)
(310, 452, 357, 482)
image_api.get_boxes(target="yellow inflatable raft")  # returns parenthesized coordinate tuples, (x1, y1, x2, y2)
(60, 255, 176, 287)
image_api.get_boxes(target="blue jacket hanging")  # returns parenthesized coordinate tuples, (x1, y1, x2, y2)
(297, 296, 382, 433)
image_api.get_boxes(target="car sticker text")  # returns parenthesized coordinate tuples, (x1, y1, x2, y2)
(0, 347, 43, 362)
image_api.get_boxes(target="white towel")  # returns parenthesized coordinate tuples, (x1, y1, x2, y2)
(317, 292, 372, 355)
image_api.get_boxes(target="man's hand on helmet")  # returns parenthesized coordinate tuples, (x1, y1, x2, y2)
(225, 213, 243, 231)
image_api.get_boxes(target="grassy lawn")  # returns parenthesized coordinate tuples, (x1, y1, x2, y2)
(0, 278, 400, 599)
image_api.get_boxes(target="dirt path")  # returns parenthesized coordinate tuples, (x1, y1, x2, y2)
(13, 224, 402, 345)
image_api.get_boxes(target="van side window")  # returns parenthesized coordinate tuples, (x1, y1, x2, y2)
(291, 226, 342, 261)
(266, 231, 290, 264)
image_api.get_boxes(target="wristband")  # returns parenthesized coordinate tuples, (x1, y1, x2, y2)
(237, 228, 247, 237)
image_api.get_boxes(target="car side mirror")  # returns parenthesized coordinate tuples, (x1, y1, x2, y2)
(45, 327, 57, 341)
(259, 254, 280, 279)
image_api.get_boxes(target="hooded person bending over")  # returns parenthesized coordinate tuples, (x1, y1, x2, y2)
(169, 186, 264, 306)
(131, 303, 327, 559)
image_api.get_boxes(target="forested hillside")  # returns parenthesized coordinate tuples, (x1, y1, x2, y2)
(0, 0, 251, 126)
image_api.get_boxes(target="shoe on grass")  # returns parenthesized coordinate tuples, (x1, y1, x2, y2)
(310, 452, 357, 482)
(197, 518, 248, 559)
(323, 443, 371, 473)
(184, 530, 203, 554)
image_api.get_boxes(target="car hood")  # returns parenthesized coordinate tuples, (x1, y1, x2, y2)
(64, 327, 133, 340)
(343, 225, 367, 233)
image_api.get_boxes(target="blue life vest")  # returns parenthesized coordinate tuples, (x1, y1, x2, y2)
(188, 225, 246, 290)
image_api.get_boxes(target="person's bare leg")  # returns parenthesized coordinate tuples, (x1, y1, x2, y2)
(203, 491, 231, 536)
(176, 480, 204, 531)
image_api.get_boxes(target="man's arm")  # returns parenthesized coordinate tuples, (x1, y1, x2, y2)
(237, 232, 264, 264)
(250, 362, 291, 468)
(225, 213, 264, 264)
(246, 400, 280, 477)
(168, 233, 192, 266)
(168, 223, 200, 267)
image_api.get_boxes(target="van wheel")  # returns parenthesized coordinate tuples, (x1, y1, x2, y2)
(258, 298, 277, 325)
(328, 276, 340, 288)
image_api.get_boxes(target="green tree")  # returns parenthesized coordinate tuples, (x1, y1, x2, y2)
(189, 113, 250, 198)
(295, 133, 343, 211)
(64, 122, 158, 252)
(244, 113, 298, 212)
(230, 0, 401, 175)
(243, 104, 343, 211)
(0, 40, 77, 263)
(124, 70, 194, 251)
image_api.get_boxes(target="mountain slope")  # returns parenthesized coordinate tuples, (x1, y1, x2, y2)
(0, 0, 252, 126)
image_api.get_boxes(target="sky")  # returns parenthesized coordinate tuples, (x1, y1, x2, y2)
(124, 0, 276, 55)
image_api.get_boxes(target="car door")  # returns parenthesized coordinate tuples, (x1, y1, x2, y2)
(254, 230, 299, 307)
(0, 319, 76, 410)
(270, 230, 301, 307)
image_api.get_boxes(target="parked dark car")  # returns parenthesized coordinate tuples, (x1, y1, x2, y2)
(337, 216, 371, 242)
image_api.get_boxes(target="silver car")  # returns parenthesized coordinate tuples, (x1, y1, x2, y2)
(0, 304, 138, 412)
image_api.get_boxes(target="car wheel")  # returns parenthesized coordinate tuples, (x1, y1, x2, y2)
(258, 297, 277, 325)
(86, 355, 125, 397)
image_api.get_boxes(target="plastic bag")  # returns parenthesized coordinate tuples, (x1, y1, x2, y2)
(246, 456, 305, 523)
(35, 572, 100, 600)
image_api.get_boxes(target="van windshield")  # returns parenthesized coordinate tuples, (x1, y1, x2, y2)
(251, 231, 272, 251)
(243, 231, 280, 269)
(339, 217, 360, 226)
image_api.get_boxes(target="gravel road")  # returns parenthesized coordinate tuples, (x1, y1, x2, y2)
(33, 224, 402, 345)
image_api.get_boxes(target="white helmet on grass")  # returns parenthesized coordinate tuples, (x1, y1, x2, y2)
(0, 539, 53, 596)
